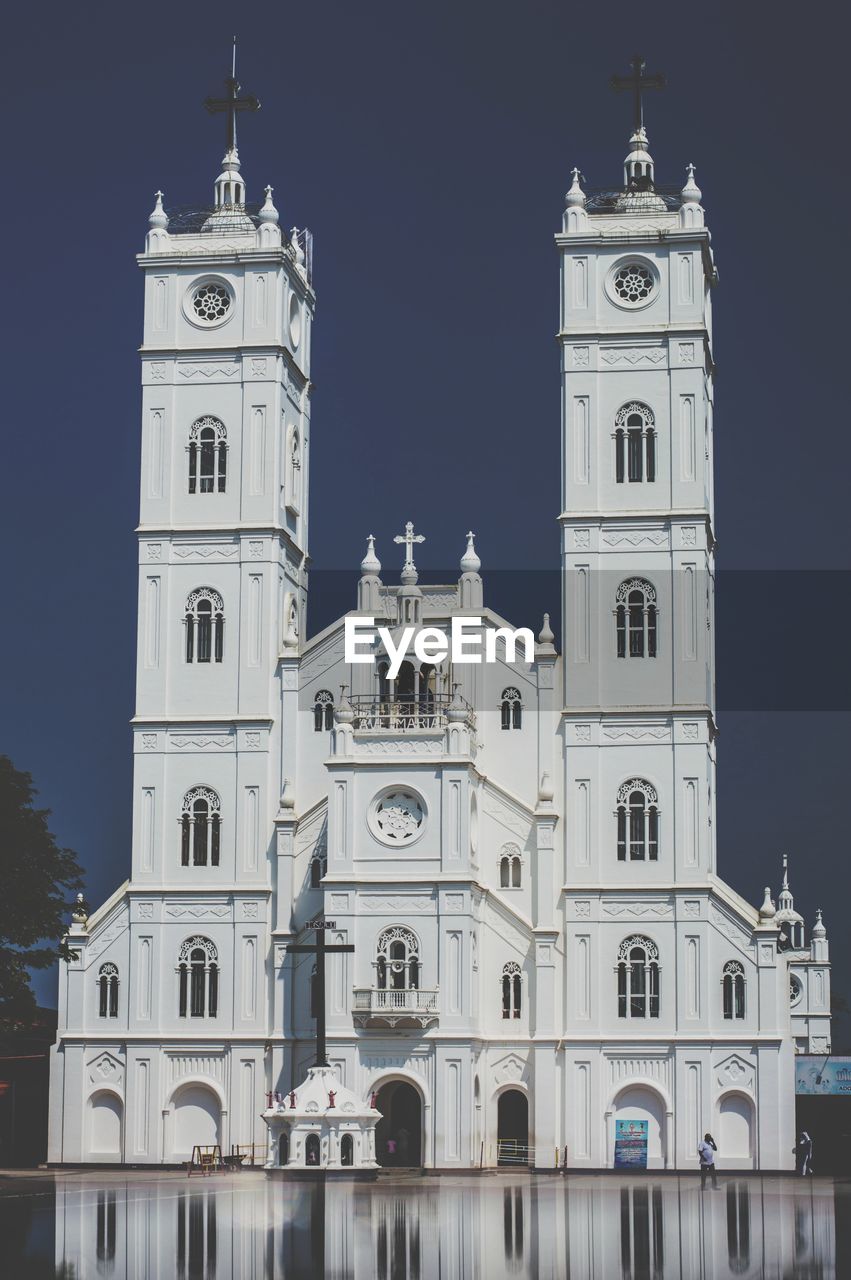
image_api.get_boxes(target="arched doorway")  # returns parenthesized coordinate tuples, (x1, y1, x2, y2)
(305, 1133, 321, 1166)
(341, 1133, 353, 1166)
(278, 1132, 289, 1167)
(171, 1083, 221, 1161)
(88, 1091, 123, 1159)
(374, 1080, 423, 1166)
(612, 1086, 666, 1168)
(719, 1094, 755, 1166)
(497, 1089, 528, 1165)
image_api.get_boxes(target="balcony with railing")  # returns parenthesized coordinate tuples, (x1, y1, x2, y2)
(352, 987, 439, 1030)
(349, 695, 475, 733)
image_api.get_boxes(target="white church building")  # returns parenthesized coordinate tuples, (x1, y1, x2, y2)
(48, 65, 831, 1171)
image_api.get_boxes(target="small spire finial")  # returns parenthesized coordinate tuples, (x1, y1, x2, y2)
(259, 184, 279, 224)
(460, 531, 481, 574)
(148, 190, 169, 230)
(758, 886, 776, 920)
(360, 534, 381, 576)
(565, 167, 586, 208)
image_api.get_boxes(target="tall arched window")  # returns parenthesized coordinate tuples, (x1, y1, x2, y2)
(614, 403, 656, 483)
(615, 579, 657, 658)
(617, 936, 660, 1019)
(97, 963, 119, 1018)
(309, 853, 326, 888)
(375, 926, 420, 991)
(188, 416, 227, 494)
(313, 690, 334, 731)
(616, 780, 659, 861)
(722, 960, 746, 1020)
(499, 845, 522, 888)
(501, 687, 522, 730)
(177, 936, 219, 1017)
(501, 962, 522, 1019)
(180, 787, 221, 867)
(185, 588, 224, 664)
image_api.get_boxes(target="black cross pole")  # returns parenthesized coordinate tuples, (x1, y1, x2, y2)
(204, 42, 260, 155)
(286, 920, 354, 1068)
(610, 54, 666, 133)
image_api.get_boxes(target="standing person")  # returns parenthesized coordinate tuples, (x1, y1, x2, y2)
(386, 1135, 397, 1165)
(794, 1131, 813, 1175)
(698, 1133, 718, 1189)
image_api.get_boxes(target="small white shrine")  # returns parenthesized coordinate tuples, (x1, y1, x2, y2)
(262, 1066, 380, 1170)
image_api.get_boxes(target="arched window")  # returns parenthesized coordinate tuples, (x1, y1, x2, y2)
(615, 579, 657, 658)
(313, 690, 334, 732)
(177, 936, 219, 1018)
(617, 936, 660, 1019)
(188, 416, 227, 494)
(616, 780, 659, 861)
(305, 1133, 320, 1166)
(97, 963, 119, 1018)
(501, 687, 522, 730)
(375, 926, 420, 991)
(501, 962, 522, 1019)
(499, 845, 522, 888)
(722, 960, 746, 1020)
(615, 403, 655, 484)
(309, 853, 326, 888)
(185, 588, 224, 664)
(180, 787, 221, 867)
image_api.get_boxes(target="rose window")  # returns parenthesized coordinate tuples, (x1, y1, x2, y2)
(371, 790, 425, 844)
(192, 282, 231, 322)
(613, 262, 655, 304)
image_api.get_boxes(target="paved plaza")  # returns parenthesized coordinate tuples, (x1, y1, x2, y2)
(1, 1167, 847, 1278)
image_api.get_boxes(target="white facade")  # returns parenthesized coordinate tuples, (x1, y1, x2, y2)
(48, 92, 830, 1170)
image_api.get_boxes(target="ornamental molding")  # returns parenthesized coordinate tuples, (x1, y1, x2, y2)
(166, 904, 231, 920)
(573, 529, 591, 549)
(87, 1052, 124, 1089)
(248, 540, 264, 559)
(608, 1054, 671, 1089)
(604, 725, 670, 742)
(574, 724, 592, 742)
(682, 900, 701, 918)
(493, 1052, 527, 1084)
(329, 893, 349, 911)
(170, 734, 232, 750)
(137, 902, 154, 919)
(443, 893, 464, 913)
(241, 902, 259, 919)
(715, 1054, 754, 1092)
(571, 346, 590, 367)
(710, 906, 752, 948)
(249, 357, 268, 377)
(88, 915, 129, 960)
(574, 901, 591, 918)
(615, 578, 657, 605)
(168, 1052, 226, 1084)
(356, 737, 444, 757)
(601, 346, 666, 366)
(603, 530, 668, 548)
(606, 902, 671, 920)
(146, 543, 162, 560)
(359, 894, 435, 914)
(178, 361, 240, 380)
(616, 778, 658, 805)
(677, 342, 696, 363)
(173, 544, 239, 561)
(483, 797, 531, 841)
(682, 723, 700, 740)
(141, 733, 158, 750)
(149, 361, 167, 381)
(680, 526, 697, 547)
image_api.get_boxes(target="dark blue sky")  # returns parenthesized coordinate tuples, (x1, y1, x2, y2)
(3, 1, 849, 1027)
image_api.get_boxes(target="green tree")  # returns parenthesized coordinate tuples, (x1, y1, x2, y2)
(0, 756, 84, 1027)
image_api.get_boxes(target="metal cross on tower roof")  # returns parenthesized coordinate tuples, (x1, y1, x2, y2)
(393, 521, 425, 571)
(610, 54, 666, 133)
(203, 39, 260, 156)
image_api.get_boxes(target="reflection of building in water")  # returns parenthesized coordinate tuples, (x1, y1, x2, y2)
(47, 56, 832, 1174)
(48, 1174, 837, 1280)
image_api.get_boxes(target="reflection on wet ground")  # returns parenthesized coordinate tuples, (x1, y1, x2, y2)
(1, 1169, 848, 1279)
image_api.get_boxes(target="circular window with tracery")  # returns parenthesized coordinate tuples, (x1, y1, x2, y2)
(790, 975, 803, 1006)
(611, 260, 656, 306)
(369, 788, 426, 846)
(190, 281, 232, 323)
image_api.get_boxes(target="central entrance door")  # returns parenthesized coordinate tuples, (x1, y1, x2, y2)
(497, 1090, 529, 1165)
(374, 1081, 423, 1167)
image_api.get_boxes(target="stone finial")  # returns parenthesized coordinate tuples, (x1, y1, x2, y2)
(812, 908, 826, 939)
(538, 772, 554, 804)
(681, 162, 702, 205)
(360, 534, 381, 576)
(148, 190, 169, 229)
(280, 779, 295, 811)
(565, 167, 586, 208)
(335, 684, 355, 724)
(460, 531, 481, 574)
(536, 612, 557, 655)
(70, 892, 89, 929)
(290, 226, 305, 267)
(758, 886, 776, 920)
(259, 184, 279, 224)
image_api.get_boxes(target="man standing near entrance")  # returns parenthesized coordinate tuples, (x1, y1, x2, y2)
(698, 1133, 718, 1189)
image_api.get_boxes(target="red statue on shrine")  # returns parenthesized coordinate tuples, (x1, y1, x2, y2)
(288, 1090, 297, 1109)
(328, 1090, 336, 1108)
(265, 1091, 273, 1109)
(370, 1091, 378, 1110)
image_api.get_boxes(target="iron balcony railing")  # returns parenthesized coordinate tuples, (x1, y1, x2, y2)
(349, 695, 475, 732)
(352, 988, 439, 1016)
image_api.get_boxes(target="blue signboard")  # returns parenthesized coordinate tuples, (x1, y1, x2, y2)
(614, 1118, 649, 1168)
(795, 1056, 851, 1095)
